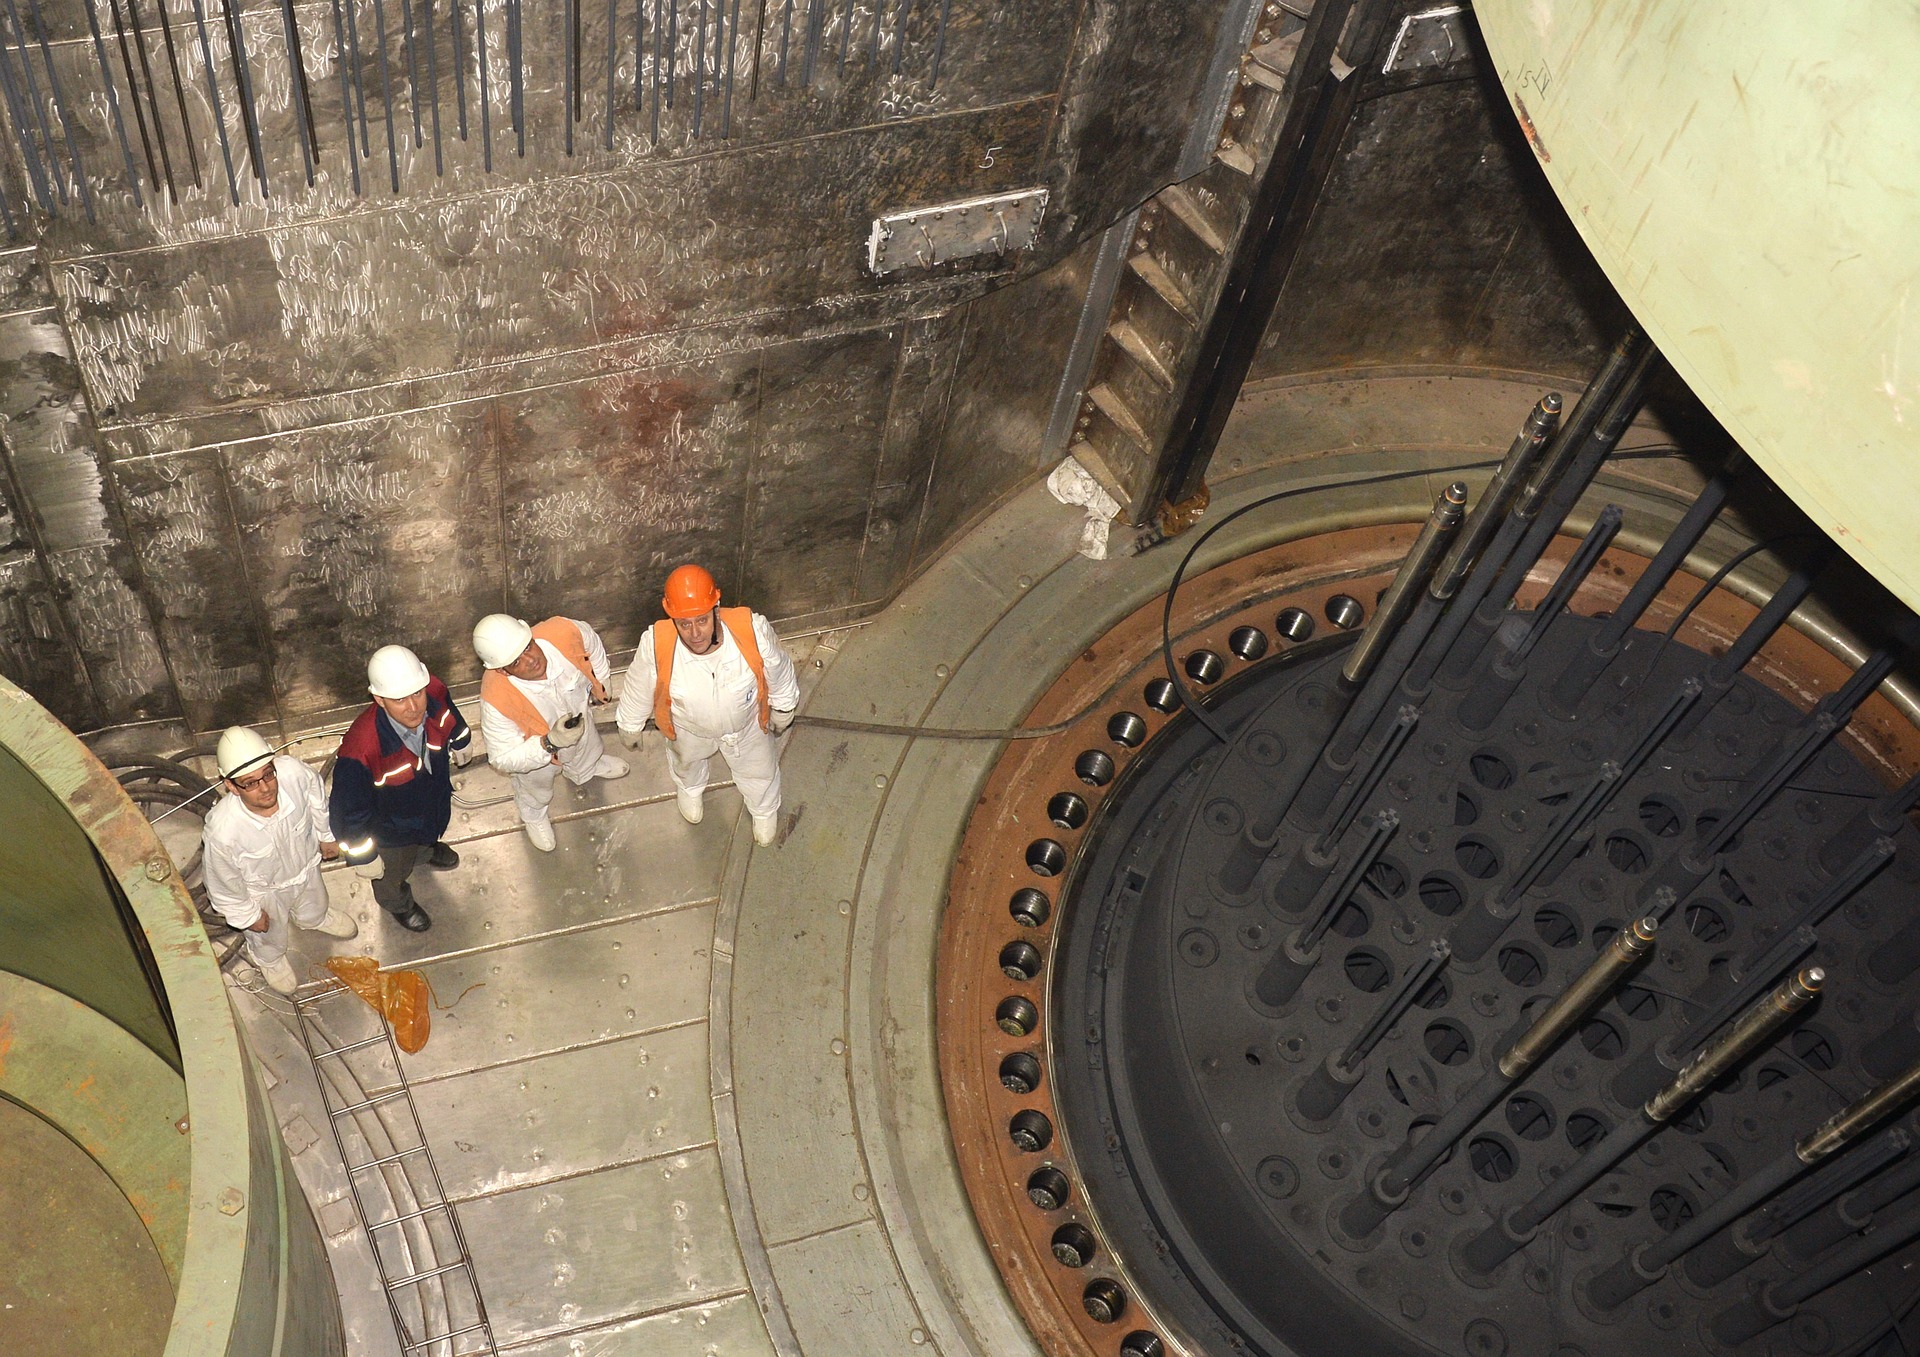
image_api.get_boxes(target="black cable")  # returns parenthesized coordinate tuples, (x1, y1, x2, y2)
(1622, 531, 1826, 694)
(1160, 448, 1740, 745)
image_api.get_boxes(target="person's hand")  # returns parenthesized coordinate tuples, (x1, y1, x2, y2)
(449, 744, 472, 768)
(546, 712, 587, 749)
(319, 840, 342, 860)
(769, 707, 796, 735)
(354, 855, 386, 881)
(248, 915, 271, 933)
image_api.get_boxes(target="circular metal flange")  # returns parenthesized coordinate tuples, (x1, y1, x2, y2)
(938, 525, 1920, 1357)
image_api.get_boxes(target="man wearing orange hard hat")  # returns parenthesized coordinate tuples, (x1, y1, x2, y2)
(615, 564, 799, 847)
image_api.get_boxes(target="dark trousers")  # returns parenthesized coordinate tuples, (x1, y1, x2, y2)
(371, 843, 425, 916)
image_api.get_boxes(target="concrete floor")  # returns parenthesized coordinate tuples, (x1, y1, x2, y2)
(219, 372, 1707, 1357)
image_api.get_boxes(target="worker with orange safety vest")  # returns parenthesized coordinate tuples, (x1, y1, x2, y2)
(473, 614, 630, 852)
(615, 564, 799, 847)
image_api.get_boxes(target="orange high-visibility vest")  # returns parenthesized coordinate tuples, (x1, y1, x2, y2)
(480, 618, 608, 738)
(651, 607, 769, 740)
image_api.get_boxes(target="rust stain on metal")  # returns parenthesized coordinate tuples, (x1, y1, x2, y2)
(1513, 94, 1552, 161)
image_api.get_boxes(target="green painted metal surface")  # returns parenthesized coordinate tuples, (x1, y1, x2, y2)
(1472, 1, 1920, 610)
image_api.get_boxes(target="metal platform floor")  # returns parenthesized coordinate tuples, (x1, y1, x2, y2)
(224, 373, 1705, 1357)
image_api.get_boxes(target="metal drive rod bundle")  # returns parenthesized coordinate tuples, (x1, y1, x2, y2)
(1268, 709, 1417, 918)
(1711, 1188, 1920, 1345)
(1780, 1133, 1920, 1262)
(1432, 335, 1659, 690)
(1826, 766, 1920, 880)
(1214, 483, 1465, 895)
(1337, 916, 1659, 1238)
(1294, 940, 1449, 1122)
(1255, 812, 1399, 1009)
(1586, 1053, 1920, 1309)
(1460, 967, 1822, 1274)
(1667, 550, 1832, 738)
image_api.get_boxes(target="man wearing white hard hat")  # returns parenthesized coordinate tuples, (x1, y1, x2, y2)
(473, 614, 628, 852)
(328, 645, 472, 932)
(202, 727, 358, 994)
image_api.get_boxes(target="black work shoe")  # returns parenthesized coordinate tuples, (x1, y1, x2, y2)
(427, 841, 460, 870)
(396, 904, 433, 932)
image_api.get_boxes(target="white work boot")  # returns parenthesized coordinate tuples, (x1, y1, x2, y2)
(258, 955, 299, 995)
(676, 790, 704, 824)
(309, 908, 359, 939)
(525, 818, 557, 852)
(591, 755, 630, 780)
(752, 812, 780, 847)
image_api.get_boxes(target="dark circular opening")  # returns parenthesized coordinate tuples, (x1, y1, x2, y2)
(996, 996, 1038, 1038)
(1143, 679, 1183, 713)
(1455, 836, 1502, 880)
(1791, 1026, 1837, 1071)
(1424, 1020, 1472, 1066)
(1325, 594, 1365, 630)
(1185, 649, 1226, 685)
(1275, 607, 1315, 642)
(1051, 1221, 1096, 1267)
(1414, 972, 1452, 1010)
(1604, 832, 1650, 874)
(1470, 750, 1516, 790)
(1329, 899, 1372, 939)
(1010, 887, 1051, 928)
(1580, 1015, 1627, 1060)
(1027, 839, 1069, 877)
(1673, 1102, 1711, 1135)
(1229, 626, 1269, 661)
(1695, 811, 1742, 853)
(1419, 873, 1465, 917)
(1344, 947, 1393, 993)
(1506, 1093, 1555, 1141)
(1083, 1278, 1128, 1324)
(1567, 1110, 1610, 1149)
(1649, 1186, 1698, 1232)
(1756, 1063, 1794, 1090)
(1534, 905, 1580, 949)
(1120, 1333, 1166, 1357)
(999, 1051, 1042, 1095)
(1075, 750, 1116, 786)
(1108, 712, 1148, 748)
(1639, 796, 1685, 838)
(1048, 792, 1090, 830)
(1454, 788, 1481, 827)
(1498, 944, 1545, 988)
(1469, 1134, 1517, 1183)
(999, 940, 1043, 981)
(1616, 986, 1662, 1022)
(1364, 857, 1408, 899)
(1026, 1166, 1070, 1211)
(1010, 1109, 1054, 1154)
(1685, 902, 1729, 942)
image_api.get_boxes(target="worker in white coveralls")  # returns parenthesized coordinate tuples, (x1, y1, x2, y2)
(201, 727, 359, 994)
(473, 614, 630, 852)
(615, 564, 799, 847)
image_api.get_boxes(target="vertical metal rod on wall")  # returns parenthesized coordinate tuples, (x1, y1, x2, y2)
(928, 0, 949, 85)
(505, 0, 523, 154)
(221, 0, 271, 198)
(448, 0, 467, 138)
(422, 0, 442, 172)
(720, 0, 738, 134)
(279, 0, 321, 182)
(562, 0, 576, 151)
(648, 0, 661, 136)
(1, 0, 68, 203)
(797, 0, 817, 85)
(632, 0, 643, 109)
(866, 0, 881, 65)
(888, 0, 911, 73)
(341, 0, 372, 156)
(662, 0, 675, 106)
(398, 0, 423, 146)
(689, 0, 704, 135)
(472, 0, 491, 167)
(746, 0, 763, 97)
(187, 0, 241, 202)
(602, 0, 615, 147)
(368, 0, 402, 188)
(835, 0, 849, 71)
(151, 0, 205, 187)
(82, 0, 146, 202)
(326, 0, 362, 191)
(773, 0, 789, 84)
(105, 0, 165, 193)
(0, 29, 53, 209)
(570, 0, 583, 121)
(27, 0, 95, 219)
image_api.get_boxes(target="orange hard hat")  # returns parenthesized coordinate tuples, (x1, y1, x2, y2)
(662, 564, 721, 619)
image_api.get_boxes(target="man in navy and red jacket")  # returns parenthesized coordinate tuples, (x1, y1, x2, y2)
(329, 644, 473, 933)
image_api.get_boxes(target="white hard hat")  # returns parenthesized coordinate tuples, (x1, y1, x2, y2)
(473, 614, 534, 670)
(216, 726, 274, 780)
(367, 644, 432, 700)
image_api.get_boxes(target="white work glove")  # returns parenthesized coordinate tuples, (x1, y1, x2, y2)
(449, 744, 472, 768)
(544, 712, 587, 750)
(353, 855, 386, 881)
(769, 707, 796, 735)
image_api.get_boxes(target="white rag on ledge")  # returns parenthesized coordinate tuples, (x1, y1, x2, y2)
(1047, 455, 1124, 560)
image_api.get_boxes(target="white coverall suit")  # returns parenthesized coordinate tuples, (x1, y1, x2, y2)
(202, 756, 333, 968)
(478, 620, 616, 829)
(615, 612, 799, 820)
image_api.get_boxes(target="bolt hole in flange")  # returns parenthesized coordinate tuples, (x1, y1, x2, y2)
(1076, 750, 1116, 786)
(1028, 839, 1069, 877)
(1010, 887, 1051, 928)
(1108, 712, 1148, 747)
(1010, 1110, 1054, 1153)
(1000, 941, 1043, 981)
(1185, 649, 1226, 685)
(1143, 679, 1182, 713)
(1048, 792, 1090, 830)
(1229, 626, 1270, 661)
(1325, 594, 1365, 630)
(1052, 1222, 1097, 1267)
(997, 996, 1039, 1037)
(1083, 1278, 1128, 1324)
(1120, 1332, 1165, 1357)
(1275, 607, 1315, 642)
(1000, 1052, 1042, 1094)
(1027, 1165, 1070, 1210)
